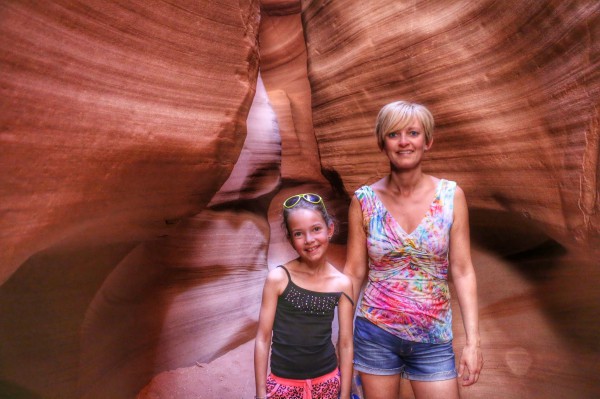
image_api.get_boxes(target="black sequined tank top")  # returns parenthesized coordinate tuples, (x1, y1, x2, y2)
(270, 265, 347, 379)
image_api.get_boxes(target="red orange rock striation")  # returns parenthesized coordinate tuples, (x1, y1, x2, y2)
(0, 0, 261, 285)
(304, 0, 600, 246)
(303, 0, 600, 397)
(1, 1, 262, 398)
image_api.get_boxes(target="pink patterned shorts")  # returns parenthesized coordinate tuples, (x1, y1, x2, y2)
(266, 368, 340, 399)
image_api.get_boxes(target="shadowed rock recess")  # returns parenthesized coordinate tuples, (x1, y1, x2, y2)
(1, 1, 598, 398)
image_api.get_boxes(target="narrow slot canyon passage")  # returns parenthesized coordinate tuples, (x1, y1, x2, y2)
(1, 1, 599, 398)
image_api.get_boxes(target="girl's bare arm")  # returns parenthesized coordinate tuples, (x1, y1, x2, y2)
(254, 268, 285, 397)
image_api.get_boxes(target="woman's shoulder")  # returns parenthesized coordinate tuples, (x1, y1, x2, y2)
(354, 176, 388, 193)
(426, 175, 460, 194)
(354, 180, 383, 204)
(354, 185, 372, 197)
(429, 175, 458, 186)
(367, 177, 387, 191)
(435, 176, 461, 197)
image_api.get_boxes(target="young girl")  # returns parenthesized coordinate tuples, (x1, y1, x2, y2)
(254, 193, 355, 399)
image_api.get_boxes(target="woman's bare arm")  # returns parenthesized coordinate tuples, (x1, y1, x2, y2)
(449, 186, 483, 386)
(344, 196, 369, 303)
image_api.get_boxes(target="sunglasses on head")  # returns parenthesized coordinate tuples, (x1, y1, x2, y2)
(283, 193, 326, 211)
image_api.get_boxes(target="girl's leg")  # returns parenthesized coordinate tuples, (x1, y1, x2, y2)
(265, 374, 304, 399)
(310, 368, 341, 399)
(360, 372, 401, 399)
(410, 378, 459, 399)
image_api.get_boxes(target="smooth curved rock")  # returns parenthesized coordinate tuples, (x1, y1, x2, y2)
(208, 75, 281, 206)
(0, 1, 261, 398)
(80, 209, 268, 398)
(304, 0, 600, 246)
(79, 73, 279, 399)
(0, 0, 260, 285)
(261, 0, 302, 16)
(259, 10, 327, 183)
(0, 243, 135, 398)
(303, 1, 600, 397)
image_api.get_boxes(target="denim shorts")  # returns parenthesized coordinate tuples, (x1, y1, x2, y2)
(353, 317, 457, 381)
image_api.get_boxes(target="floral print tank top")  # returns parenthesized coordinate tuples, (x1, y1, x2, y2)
(356, 179, 456, 343)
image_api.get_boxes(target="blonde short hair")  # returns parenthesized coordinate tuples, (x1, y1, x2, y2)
(375, 100, 434, 150)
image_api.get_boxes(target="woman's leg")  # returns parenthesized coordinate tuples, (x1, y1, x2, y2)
(410, 378, 459, 399)
(360, 372, 401, 399)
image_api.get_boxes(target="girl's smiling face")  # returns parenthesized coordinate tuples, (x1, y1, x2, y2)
(286, 208, 333, 263)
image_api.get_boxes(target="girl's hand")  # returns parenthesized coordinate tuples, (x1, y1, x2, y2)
(458, 343, 483, 386)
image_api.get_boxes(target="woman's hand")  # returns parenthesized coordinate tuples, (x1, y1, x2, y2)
(450, 186, 483, 386)
(458, 343, 483, 386)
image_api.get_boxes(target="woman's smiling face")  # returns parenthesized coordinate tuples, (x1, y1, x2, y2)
(382, 117, 432, 170)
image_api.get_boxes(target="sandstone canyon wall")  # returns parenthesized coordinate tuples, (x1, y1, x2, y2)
(1, 1, 599, 398)
(1, 1, 265, 398)
(303, 2, 600, 398)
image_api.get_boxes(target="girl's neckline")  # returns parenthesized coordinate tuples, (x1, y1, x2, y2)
(279, 265, 341, 296)
(368, 179, 444, 236)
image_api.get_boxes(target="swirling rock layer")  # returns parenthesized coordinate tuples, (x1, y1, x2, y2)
(0, 0, 260, 284)
(0, 1, 262, 398)
(305, 1, 600, 244)
(304, 0, 600, 397)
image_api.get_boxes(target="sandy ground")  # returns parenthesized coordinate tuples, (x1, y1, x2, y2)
(136, 337, 418, 399)
(136, 340, 256, 399)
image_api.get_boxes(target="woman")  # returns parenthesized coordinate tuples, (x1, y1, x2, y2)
(344, 100, 483, 398)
